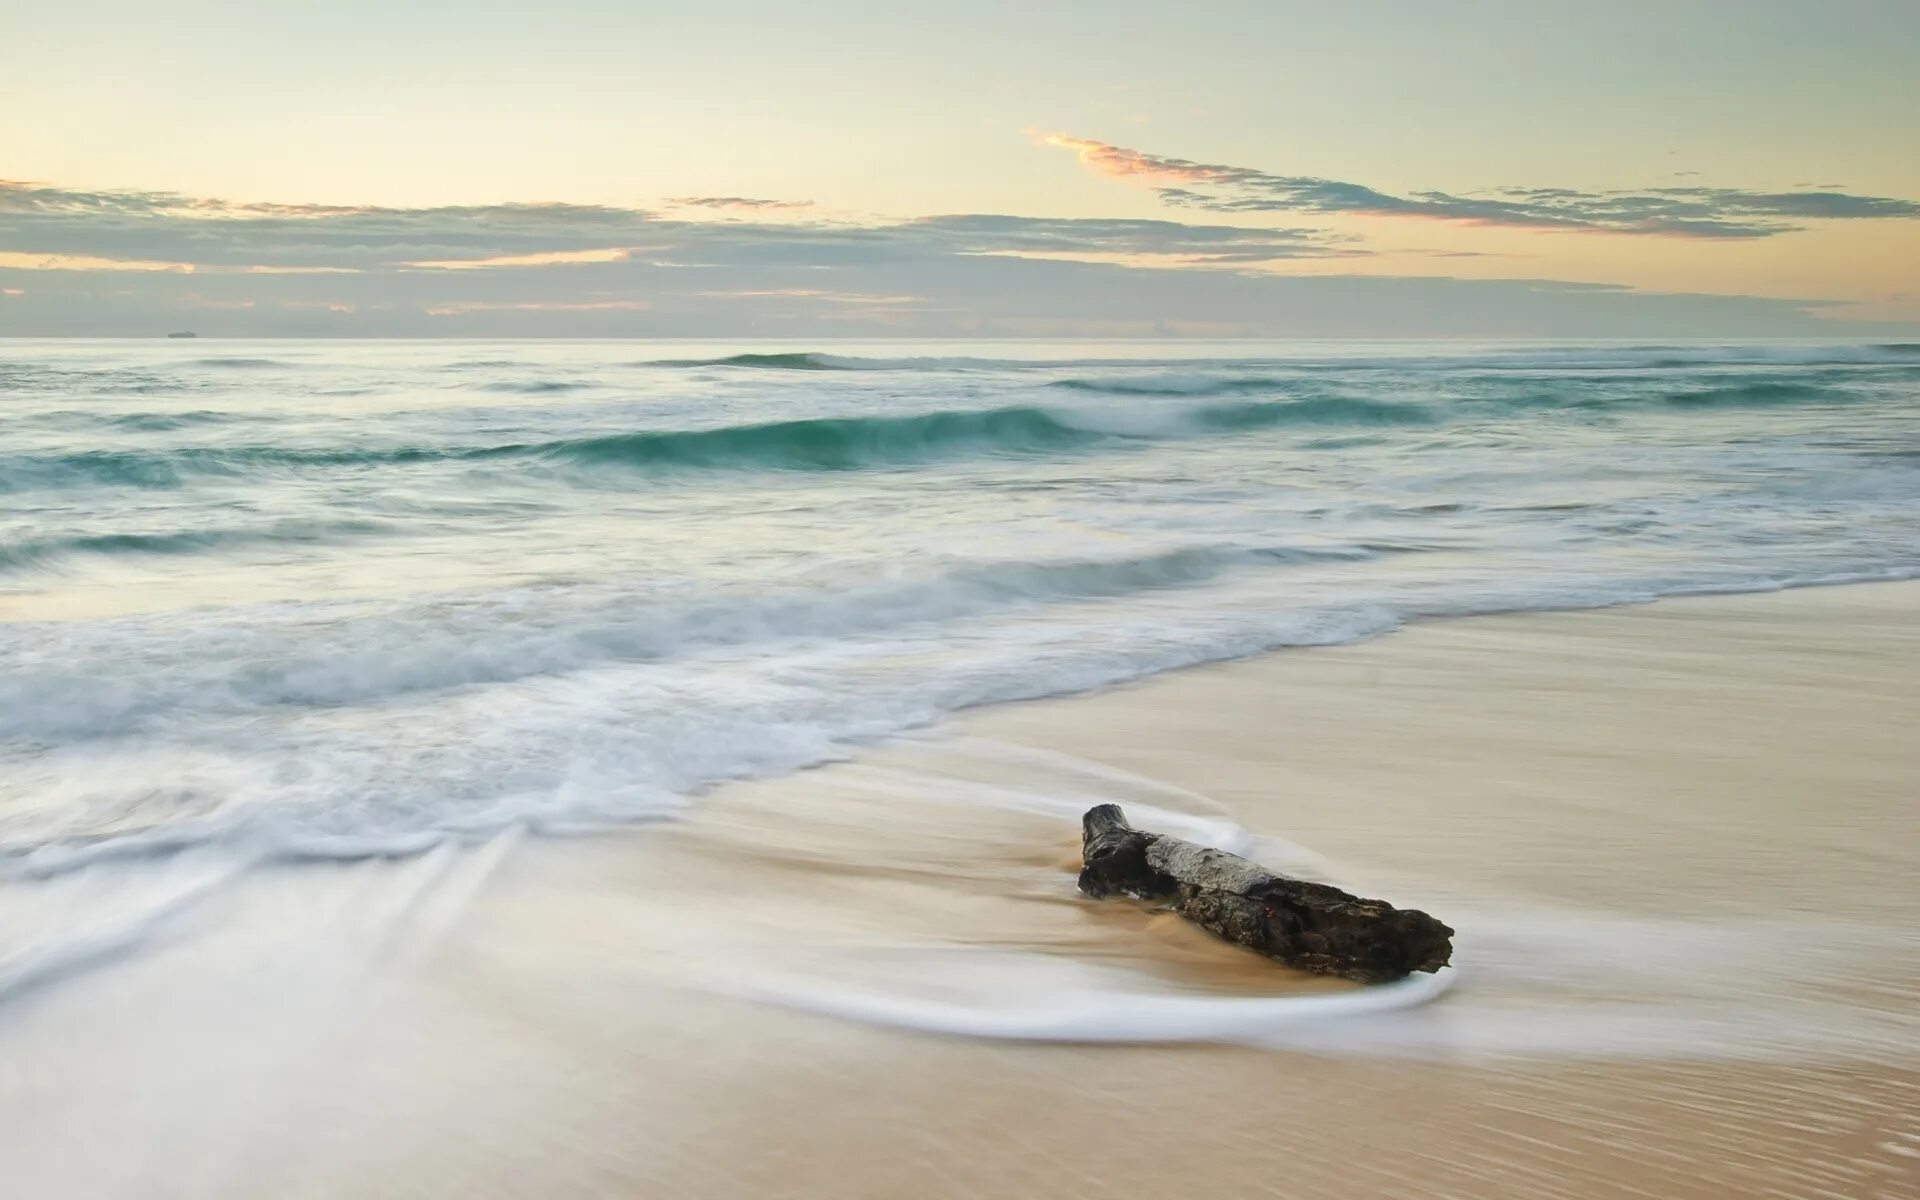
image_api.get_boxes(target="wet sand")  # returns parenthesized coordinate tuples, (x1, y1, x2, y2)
(4, 583, 1919, 1197)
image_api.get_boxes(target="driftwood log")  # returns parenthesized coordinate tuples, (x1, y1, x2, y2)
(1078, 804, 1452, 984)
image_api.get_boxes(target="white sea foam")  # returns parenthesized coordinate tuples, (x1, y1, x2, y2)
(693, 910, 1919, 1062)
(7, 559, 1919, 880)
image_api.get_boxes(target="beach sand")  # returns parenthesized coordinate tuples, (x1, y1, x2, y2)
(4, 583, 1918, 1198)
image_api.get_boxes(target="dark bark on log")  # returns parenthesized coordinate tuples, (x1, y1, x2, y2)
(1078, 804, 1453, 984)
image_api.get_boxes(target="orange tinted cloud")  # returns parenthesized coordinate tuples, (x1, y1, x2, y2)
(0, 250, 195, 272)
(668, 197, 815, 212)
(1038, 133, 1920, 240)
(1033, 133, 1253, 187)
(405, 248, 635, 270)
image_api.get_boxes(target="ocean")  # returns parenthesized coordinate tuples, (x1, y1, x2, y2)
(3, 337, 1919, 1000)
(7, 337, 1920, 857)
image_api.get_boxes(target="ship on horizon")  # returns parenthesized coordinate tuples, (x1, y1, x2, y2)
(165, 330, 198, 338)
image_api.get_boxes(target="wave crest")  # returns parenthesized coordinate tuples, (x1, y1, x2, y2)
(0, 542, 1380, 743)
(1660, 382, 1832, 409)
(0, 398, 1436, 491)
(1050, 373, 1289, 397)
(643, 352, 854, 371)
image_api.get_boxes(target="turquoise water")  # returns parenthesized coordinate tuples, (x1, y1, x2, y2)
(3, 338, 1918, 879)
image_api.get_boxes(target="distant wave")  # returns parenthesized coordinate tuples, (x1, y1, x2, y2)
(24, 409, 238, 432)
(0, 445, 428, 492)
(534, 406, 1101, 468)
(0, 519, 391, 574)
(1, 449, 196, 491)
(104, 410, 238, 431)
(189, 357, 288, 369)
(7, 377, 1877, 494)
(0, 398, 1442, 491)
(1214, 396, 1439, 426)
(515, 399, 1428, 468)
(632, 343, 1920, 374)
(0, 366, 198, 396)
(1385, 344, 1920, 372)
(640, 351, 1319, 372)
(643, 351, 859, 371)
(1050, 373, 1291, 396)
(1660, 381, 1832, 409)
(478, 379, 593, 393)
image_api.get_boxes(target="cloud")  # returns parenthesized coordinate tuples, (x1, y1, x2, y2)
(667, 196, 816, 212)
(695, 288, 924, 305)
(903, 214, 1356, 263)
(1039, 134, 1920, 239)
(0, 182, 673, 270)
(0, 182, 1349, 275)
(0, 179, 1910, 337)
(403, 247, 636, 270)
(0, 250, 195, 272)
(422, 299, 652, 316)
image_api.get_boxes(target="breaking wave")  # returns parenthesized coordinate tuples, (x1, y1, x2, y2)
(0, 542, 1380, 743)
(0, 398, 1443, 491)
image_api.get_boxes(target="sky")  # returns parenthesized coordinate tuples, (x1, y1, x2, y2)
(3, 0, 1917, 337)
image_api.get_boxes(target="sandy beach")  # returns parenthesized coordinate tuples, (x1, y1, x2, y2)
(5, 582, 1918, 1198)
(10, 0, 1920, 1192)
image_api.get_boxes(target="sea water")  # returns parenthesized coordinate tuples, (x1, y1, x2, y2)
(3, 337, 1918, 1007)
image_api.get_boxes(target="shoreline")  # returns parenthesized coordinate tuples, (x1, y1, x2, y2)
(4, 581, 1918, 1197)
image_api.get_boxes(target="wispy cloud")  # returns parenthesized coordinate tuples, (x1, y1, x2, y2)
(0, 182, 680, 269)
(667, 196, 816, 212)
(0, 250, 195, 272)
(0, 182, 1348, 273)
(403, 247, 637, 271)
(905, 214, 1356, 264)
(695, 288, 924, 305)
(422, 298, 653, 316)
(1038, 134, 1920, 239)
(1, 179, 1907, 337)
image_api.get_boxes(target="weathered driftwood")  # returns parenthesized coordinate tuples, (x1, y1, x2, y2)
(1078, 804, 1452, 984)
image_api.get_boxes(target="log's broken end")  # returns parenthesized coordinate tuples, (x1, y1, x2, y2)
(1078, 804, 1453, 984)
(1076, 803, 1169, 901)
(1080, 802, 1132, 839)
